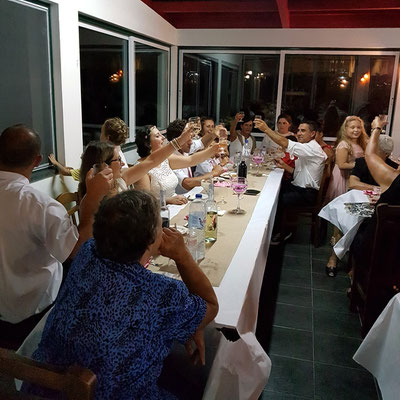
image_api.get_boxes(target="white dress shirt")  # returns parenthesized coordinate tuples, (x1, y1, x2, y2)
(229, 134, 256, 155)
(172, 150, 193, 194)
(286, 139, 327, 190)
(189, 139, 204, 155)
(0, 171, 78, 323)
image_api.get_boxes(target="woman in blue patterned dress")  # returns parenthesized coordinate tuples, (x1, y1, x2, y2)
(27, 190, 218, 399)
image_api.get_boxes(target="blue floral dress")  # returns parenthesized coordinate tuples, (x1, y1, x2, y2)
(27, 239, 206, 399)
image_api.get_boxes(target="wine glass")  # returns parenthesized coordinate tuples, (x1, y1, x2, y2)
(188, 116, 201, 139)
(238, 110, 245, 122)
(230, 177, 248, 214)
(252, 149, 264, 176)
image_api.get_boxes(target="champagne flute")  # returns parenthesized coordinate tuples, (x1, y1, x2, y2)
(252, 149, 264, 176)
(188, 116, 201, 139)
(230, 177, 248, 214)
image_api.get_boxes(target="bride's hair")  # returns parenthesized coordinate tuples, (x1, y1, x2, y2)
(135, 125, 154, 158)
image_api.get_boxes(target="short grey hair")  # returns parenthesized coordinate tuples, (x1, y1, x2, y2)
(378, 135, 394, 156)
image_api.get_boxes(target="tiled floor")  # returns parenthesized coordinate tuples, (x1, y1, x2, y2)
(256, 220, 381, 400)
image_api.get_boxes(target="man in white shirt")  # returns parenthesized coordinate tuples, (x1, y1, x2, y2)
(255, 119, 327, 245)
(0, 124, 113, 348)
(166, 119, 223, 194)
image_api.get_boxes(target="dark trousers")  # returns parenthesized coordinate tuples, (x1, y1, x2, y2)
(274, 180, 318, 234)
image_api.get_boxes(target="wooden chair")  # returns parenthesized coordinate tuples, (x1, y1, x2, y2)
(0, 347, 96, 400)
(283, 159, 333, 247)
(349, 203, 400, 337)
(56, 192, 79, 226)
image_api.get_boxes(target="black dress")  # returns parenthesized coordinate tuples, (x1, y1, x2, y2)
(351, 174, 400, 262)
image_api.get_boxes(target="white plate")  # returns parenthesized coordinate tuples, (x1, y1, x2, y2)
(175, 225, 188, 235)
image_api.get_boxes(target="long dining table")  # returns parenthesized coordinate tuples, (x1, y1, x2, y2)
(151, 168, 284, 400)
(17, 167, 284, 400)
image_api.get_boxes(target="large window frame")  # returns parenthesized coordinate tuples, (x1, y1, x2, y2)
(78, 22, 170, 144)
(178, 49, 399, 138)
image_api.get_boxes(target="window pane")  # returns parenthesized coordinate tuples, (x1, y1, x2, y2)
(220, 65, 238, 122)
(242, 55, 280, 127)
(182, 55, 215, 119)
(282, 54, 395, 134)
(79, 27, 128, 145)
(135, 42, 168, 130)
(0, 0, 53, 168)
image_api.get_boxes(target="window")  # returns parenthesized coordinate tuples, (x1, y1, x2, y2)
(282, 53, 397, 134)
(79, 26, 129, 145)
(0, 0, 54, 169)
(134, 41, 169, 131)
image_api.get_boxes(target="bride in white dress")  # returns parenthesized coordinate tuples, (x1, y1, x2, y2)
(134, 125, 219, 205)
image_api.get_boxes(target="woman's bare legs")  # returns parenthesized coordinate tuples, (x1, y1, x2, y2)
(326, 225, 342, 277)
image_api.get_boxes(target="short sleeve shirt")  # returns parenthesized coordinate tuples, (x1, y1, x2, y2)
(31, 240, 206, 399)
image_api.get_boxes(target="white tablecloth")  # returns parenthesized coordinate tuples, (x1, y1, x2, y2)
(353, 293, 400, 400)
(18, 169, 284, 400)
(318, 190, 369, 259)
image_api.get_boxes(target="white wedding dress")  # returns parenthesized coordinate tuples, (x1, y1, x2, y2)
(148, 159, 178, 197)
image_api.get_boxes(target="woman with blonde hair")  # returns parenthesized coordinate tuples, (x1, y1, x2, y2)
(325, 116, 368, 276)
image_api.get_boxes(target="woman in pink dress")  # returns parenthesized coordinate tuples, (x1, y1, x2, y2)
(325, 116, 368, 277)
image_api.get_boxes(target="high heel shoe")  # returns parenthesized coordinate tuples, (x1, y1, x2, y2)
(325, 265, 337, 277)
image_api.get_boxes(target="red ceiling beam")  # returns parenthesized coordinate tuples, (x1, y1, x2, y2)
(276, 0, 290, 28)
(165, 11, 282, 29)
(151, 1, 277, 14)
(291, 10, 400, 28)
(289, 0, 400, 12)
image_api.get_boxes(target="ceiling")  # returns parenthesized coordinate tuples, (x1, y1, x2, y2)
(140, 0, 400, 29)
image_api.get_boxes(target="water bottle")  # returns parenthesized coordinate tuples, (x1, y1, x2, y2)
(242, 138, 251, 170)
(188, 194, 206, 261)
(160, 189, 170, 228)
(205, 182, 218, 243)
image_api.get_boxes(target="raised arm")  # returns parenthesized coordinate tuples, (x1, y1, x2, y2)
(254, 118, 289, 149)
(70, 167, 114, 258)
(181, 164, 223, 191)
(230, 113, 242, 142)
(201, 127, 218, 148)
(366, 117, 399, 191)
(168, 144, 219, 170)
(122, 126, 192, 186)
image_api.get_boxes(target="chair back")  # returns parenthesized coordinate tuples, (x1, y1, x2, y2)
(0, 347, 96, 400)
(56, 192, 79, 226)
(315, 159, 332, 210)
(352, 203, 400, 335)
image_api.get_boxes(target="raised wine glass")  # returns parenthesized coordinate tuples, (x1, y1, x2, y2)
(230, 177, 248, 214)
(252, 149, 264, 176)
(188, 116, 201, 139)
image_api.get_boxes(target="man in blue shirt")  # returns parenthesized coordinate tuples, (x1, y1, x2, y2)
(29, 190, 218, 399)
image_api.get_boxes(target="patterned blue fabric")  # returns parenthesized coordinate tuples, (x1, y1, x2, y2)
(29, 239, 206, 399)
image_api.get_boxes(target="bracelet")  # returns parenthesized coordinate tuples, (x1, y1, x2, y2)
(171, 138, 181, 150)
(373, 127, 382, 131)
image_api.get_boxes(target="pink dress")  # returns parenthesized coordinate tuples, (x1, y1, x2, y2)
(325, 141, 364, 202)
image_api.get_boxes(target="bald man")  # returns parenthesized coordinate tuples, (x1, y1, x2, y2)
(0, 124, 113, 348)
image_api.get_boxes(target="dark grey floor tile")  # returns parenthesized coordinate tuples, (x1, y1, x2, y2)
(273, 303, 312, 331)
(260, 391, 310, 399)
(312, 273, 350, 293)
(313, 309, 362, 339)
(313, 289, 352, 314)
(314, 363, 378, 400)
(282, 255, 310, 271)
(312, 258, 348, 277)
(312, 245, 333, 260)
(269, 326, 313, 361)
(284, 243, 310, 257)
(277, 285, 312, 308)
(314, 332, 362, 369)
(265, 355, 314, 398)
(280, 269, 311, 288)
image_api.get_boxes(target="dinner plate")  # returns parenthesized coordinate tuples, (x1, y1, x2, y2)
(175, 225, 188, 235)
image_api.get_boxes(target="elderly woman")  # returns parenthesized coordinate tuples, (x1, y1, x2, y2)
(229, 112, 256, 155)
(27, 190, 218, 399)
(134, 124, 219, 205)
(77, 124, 191, 199)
